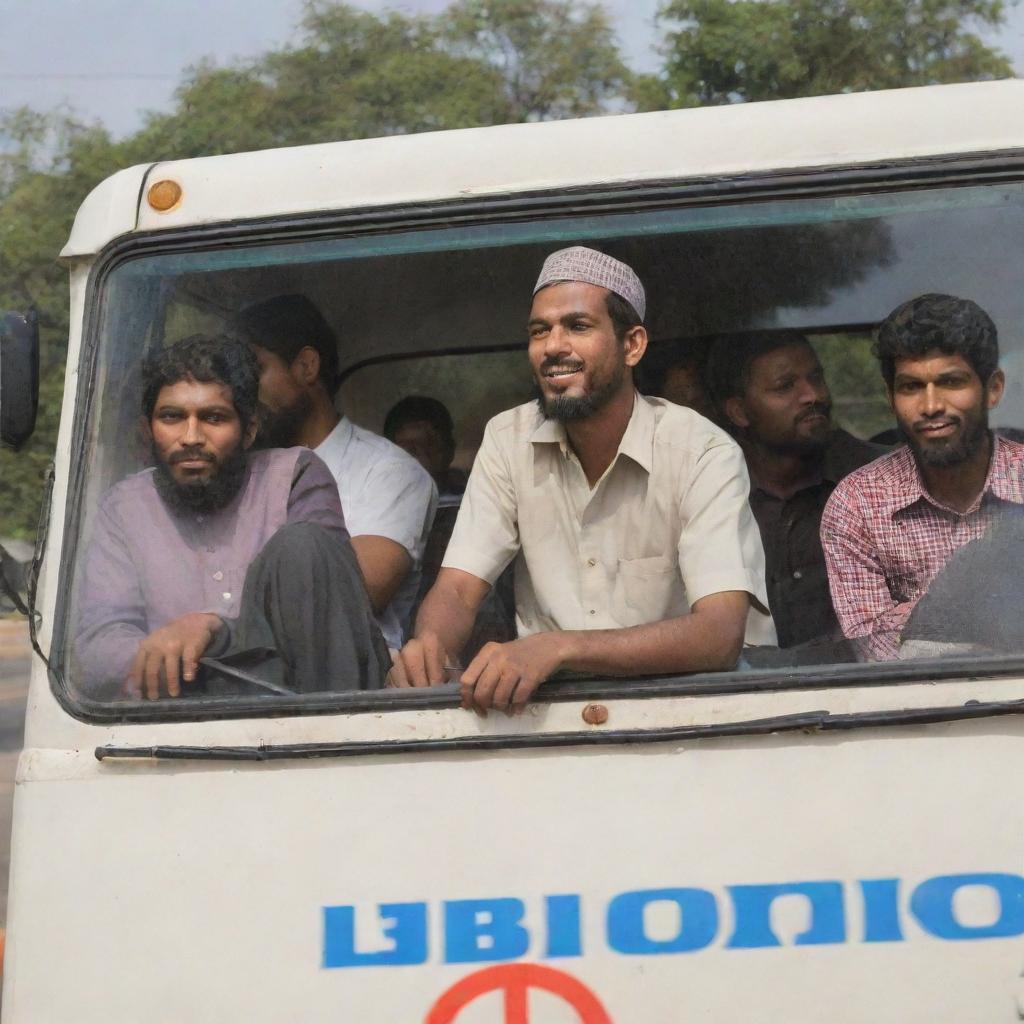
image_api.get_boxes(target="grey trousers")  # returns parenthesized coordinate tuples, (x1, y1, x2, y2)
(199, 522, 390, 696)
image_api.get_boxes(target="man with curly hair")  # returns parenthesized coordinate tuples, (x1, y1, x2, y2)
(75, 334, 390, 699)
(821, 293, 1024, 660)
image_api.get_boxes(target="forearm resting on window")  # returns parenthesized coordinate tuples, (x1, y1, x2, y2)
(456, 591, 749, 716)
(559, 590, 749, 677)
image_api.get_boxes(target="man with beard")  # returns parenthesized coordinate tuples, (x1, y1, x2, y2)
(705, 331, 885, 652)
(821, 293, 1024, 660)
(75, 334, 390, 699)
(236, 295, 437, 650)
(390, 246, 775, 713)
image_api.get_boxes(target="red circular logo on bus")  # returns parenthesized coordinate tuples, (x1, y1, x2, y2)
(426, 963, 613, 1023)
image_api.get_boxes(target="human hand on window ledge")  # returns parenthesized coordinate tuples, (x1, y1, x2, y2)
(124, 612, 224, 700)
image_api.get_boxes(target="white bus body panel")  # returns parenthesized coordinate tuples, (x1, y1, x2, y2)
(6, 719, 1024, 1021)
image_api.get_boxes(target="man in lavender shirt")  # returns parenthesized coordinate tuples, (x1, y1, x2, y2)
(75, 335, 390, 700)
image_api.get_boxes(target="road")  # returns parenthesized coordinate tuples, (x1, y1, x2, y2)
(0, 620, 29, 928)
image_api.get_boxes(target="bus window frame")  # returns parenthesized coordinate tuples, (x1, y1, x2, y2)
(51, 148, 1024, 725)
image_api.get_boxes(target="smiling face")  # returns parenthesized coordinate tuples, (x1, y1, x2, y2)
(890, 350, 1003, 468)
(528, 281, 642, 422)
(149, 377, 255, 511)
(725, 342, 832, 454)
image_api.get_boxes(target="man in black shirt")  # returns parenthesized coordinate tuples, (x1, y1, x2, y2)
(706, 331, 886, 656)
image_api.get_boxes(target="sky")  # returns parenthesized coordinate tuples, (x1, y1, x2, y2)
(0, 0, 1021, 139)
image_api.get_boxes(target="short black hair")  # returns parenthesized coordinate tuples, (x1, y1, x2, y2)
(704, 330, 813, 409)
(141, 334, 259, 429)
(874, 293, 999, 389)
(383, 395, 456, 460)
(235, 293, 340, 394)
(605, 291, 643, 343)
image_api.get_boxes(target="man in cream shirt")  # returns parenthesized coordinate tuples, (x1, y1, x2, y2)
(391, 246, 774, 712)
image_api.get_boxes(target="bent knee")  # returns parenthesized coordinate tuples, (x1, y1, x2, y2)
(260, 522, 342, 564)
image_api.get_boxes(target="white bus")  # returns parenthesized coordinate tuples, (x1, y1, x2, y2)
(3, 79, 1024, 1021)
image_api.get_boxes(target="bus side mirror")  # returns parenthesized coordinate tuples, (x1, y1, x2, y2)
(0, 310, 40, 450)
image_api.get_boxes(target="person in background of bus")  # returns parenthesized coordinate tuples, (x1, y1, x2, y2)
(237, 294, 437, 650)
(383, 395, 467, 498)
(390, 246, 775, 713)
(384, 394, 518, 656)
(383, 393, 471, 604)
(638, 337, 718, 423)
(822, 293, 1024, 660)
(74, 335, 390, 700)
(705, 331, 885, 655)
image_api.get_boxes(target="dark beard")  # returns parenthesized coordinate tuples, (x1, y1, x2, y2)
(152, 443, 250, 515)
(254, 393, 313, 449)
(750, 403, 833, 457)
(534, 362, 625, 423)
(902, 416, 990, 469)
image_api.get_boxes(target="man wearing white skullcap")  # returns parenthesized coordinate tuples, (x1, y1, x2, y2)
(534, 246, 647, 320)
(391, 246, 775, 712)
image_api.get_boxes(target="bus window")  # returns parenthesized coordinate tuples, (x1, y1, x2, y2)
(57, 178, 1024, 715)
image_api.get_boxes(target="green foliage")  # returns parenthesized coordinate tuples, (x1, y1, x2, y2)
(440, 0, 632, 120)
(0, 110, 133, 537)
(126, 0, 629, 160)
(275, 2, 507, 135)
(128, 20, 504, 158)
(641, 0, 1015, 109)
(0, 110, 125, 359)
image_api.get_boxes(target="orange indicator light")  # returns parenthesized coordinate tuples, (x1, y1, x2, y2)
(147, 179, 182, 212)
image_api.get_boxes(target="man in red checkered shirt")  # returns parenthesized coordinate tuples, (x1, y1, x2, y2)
(821, 294, 1024, 660)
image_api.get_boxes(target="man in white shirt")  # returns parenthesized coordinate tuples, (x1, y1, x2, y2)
(238, 295, 437, 650)
(391, 246, 774, 713)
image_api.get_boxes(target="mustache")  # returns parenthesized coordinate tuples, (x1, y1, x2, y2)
(539, 357, 585, 373)
(796, 402, 832, 423)
(913, 415, 960, 429)
(168, 448, 216, 464)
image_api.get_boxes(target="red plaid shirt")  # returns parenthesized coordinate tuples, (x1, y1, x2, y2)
(821, 435, 1024, 660)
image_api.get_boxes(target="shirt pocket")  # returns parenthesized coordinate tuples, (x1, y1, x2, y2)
(611, 554, 683, 626)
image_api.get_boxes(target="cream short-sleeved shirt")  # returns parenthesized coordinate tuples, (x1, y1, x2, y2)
(443, 394, 776, 647)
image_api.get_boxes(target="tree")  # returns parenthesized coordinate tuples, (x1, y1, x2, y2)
(130, 5, 512, 159)
(440, 0, 632, 121)
(639, 0, 1015, 110)
(0, 109, 129, 538)
(270, 2, 511, 137)
(129, 0, 631, 163)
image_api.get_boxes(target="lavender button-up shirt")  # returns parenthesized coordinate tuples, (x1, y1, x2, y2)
(74, 447, 347, 695)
